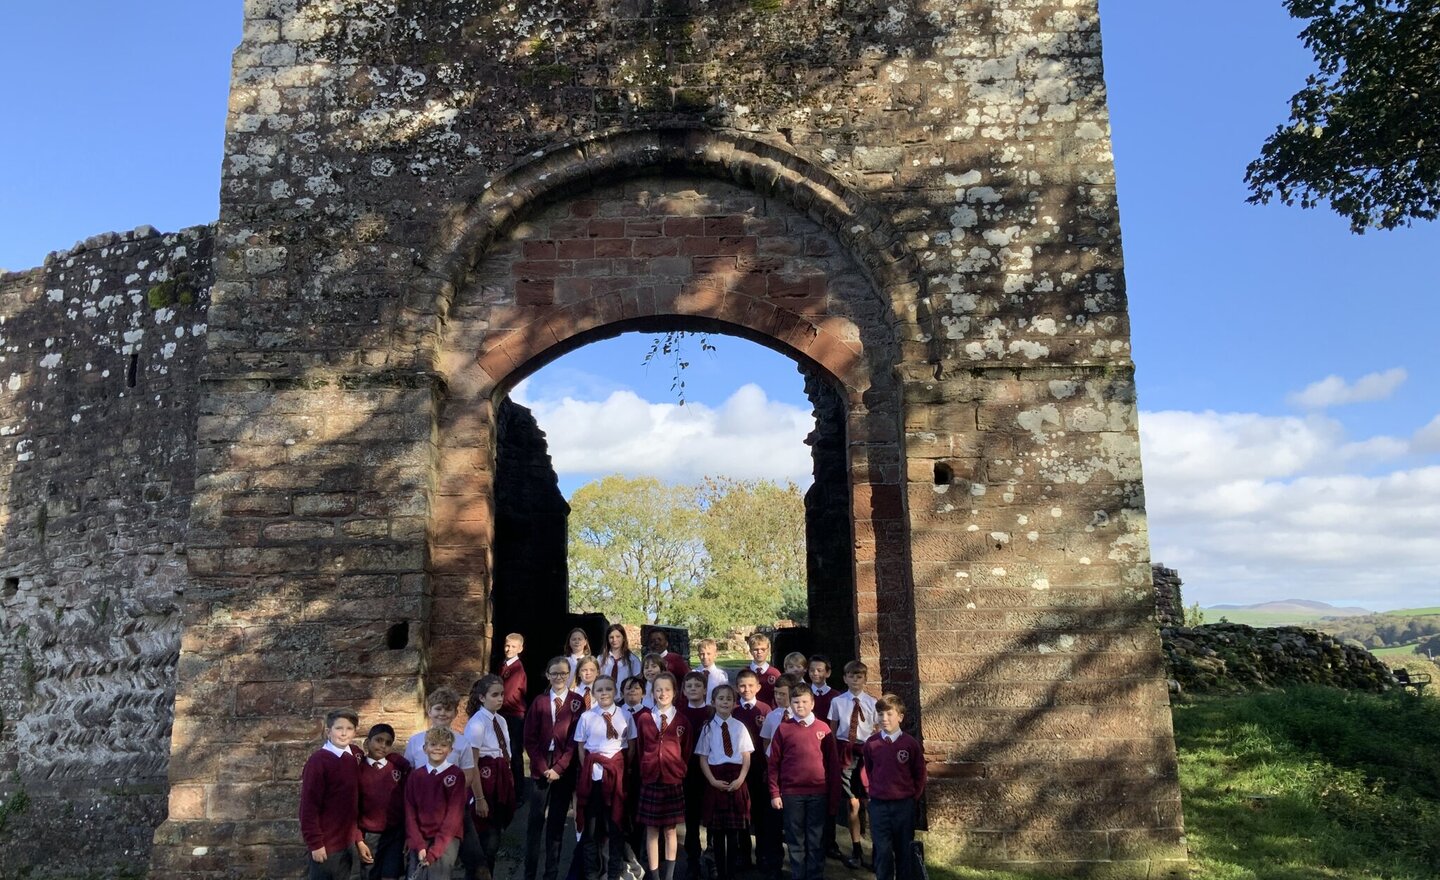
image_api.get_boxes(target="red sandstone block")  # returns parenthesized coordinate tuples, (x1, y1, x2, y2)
(593, 238, 632, 257)
(557, 239, 594, 259)
(626, 219, 662, 237)
(522, 240, 556, 259)
(515, 279, 554, 305)
(664, 217, 704, 236)
(633, 237, 676, 257)
(588, 219, 626, 237)
(704, 216, 745, 236)
(569, 200, 598, 218)
(168, 785, 206, 821)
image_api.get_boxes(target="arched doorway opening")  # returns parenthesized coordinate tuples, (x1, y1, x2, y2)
(429, 164, 921, 723)
(486, 329, 857, 700)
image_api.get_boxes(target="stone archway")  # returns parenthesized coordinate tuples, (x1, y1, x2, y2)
(426, 151, 923, 727)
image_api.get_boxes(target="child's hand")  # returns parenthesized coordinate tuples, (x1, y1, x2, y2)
(771, 797, 783, 809)
(357, 840, 373, 863)
(310, 847, 328, 863)
(418, 847, 430, 866)
(727, 779, 743, 792)
(476, 797, 490, 817)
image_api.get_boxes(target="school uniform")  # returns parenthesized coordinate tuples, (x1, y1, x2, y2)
(566, 653, 589, 690)
(679, 702, 714, 869)
(758, 707, 792, 746)
(357, 751, 410, 880)
(659, 650, 691, 681)
(603, 652, 643, 685)
(810, 684, 838, 728)
(733, 698, 774, 869)
(298, 740, 364, 880)
(767, 715, 842, 880)
(576, 682, 595, 713)
(828, 690, 878, 799)
(697, 714, 755, 880)
(698, 664, 730, 701)
(621, 703, 649, 870)
(748, 662, 781, 706)
(405, 760, 467, 877)
(462, 706, 518, 832)
(573, 705, 638, 880)
(862, 731, 926, 880)
(403, 727, 477, 774)
(634, 706, 695, 826)
(523, 689, 585, 880)
(500, 656, 529, 792)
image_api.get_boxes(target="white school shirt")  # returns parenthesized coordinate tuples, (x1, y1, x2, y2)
(603, 653, 643, 684)
(405, 729, 476, 770)
(827, 691, 878, 744)
(321, 740, 352, 759)
(758, 707, 793, 743)
(462, 706, 511, 759)
(694, 715, 754, 766)
(699, 665, 730, 701)
(649, 705, 677, 733)
(574, 705, 636, 779)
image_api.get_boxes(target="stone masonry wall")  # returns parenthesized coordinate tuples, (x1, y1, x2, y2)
(152, 1, 1184, 877)
(1152, 563, 1183, 628)
(0, 226, 213, 878)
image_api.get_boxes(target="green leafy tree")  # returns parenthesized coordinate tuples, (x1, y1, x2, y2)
(568, 476, 706, 624)
(1245, 1, 1440, 231)
(682, 477, 807, 637)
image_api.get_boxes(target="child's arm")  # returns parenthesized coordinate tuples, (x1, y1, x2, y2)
(472, 744, 489, 817)
(403, 776, 426, 859)
(910, 737, 928, 800)
(432, 771, 467, 860)
(297, 754, 328, 861)
(734, 751, 751, 790)
(766, 728, 784, 808)
(822, 730, 843, 816)
(523, 697, 549, 778)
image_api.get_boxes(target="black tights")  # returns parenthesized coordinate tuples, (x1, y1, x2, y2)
(710, 829, 742, 880)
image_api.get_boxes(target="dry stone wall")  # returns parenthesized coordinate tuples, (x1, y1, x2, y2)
(0, 226, 213, 877)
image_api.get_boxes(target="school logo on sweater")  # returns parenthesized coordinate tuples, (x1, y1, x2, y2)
(392, 768, 402, 782)
(443, 773, 457, 787)
(897, 750, 910, 764)
(571, 699, 582, 712)
(816, 730, 825, 741)
(481, 767, 492, 778)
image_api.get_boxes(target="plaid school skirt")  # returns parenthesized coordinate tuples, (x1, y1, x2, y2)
(701, 763, 751, 830)
(637, 781, 686, 826)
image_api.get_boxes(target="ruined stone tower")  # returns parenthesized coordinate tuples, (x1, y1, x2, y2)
(0, 1, 1185, 876)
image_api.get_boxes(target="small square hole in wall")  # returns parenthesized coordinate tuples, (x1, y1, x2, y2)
(3, 577, 19, 599)
(933, 462, 953, 486)
(386, 621, 409, 650)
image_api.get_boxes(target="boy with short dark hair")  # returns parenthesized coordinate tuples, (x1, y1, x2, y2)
(861, 695, 926, 880)
(647, 629, 692, 680)
(357, 723, 410, 880)
(733, 668, 773, 874)
(299, 708, 365, 880)
(828, 661, 877, 868)
(405, 726, 468, 878)
(767, 687, 841, 880)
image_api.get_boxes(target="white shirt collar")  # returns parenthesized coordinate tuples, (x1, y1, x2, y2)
(813, 684, 830, 695)
(750, 661, 769, 673)
(367, 756, 388, 768)
(504, 656, 518, 666)
(741, 699, 755, 709)
(322, 740, 350, 758)
(653, 705, 675, 726)
(550, 688, 569, 700)
(794, 713, 815, 727)
(883, 730, 899, 742)
(427, 760, 454, 775)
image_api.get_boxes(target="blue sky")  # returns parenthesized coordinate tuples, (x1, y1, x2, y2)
(2, 2, 1436, 610)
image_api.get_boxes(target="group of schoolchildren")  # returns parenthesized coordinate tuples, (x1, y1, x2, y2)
(299, 626, 926, 880)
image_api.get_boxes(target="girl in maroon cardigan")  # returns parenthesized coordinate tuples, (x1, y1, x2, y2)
(634, 672, 695, 880)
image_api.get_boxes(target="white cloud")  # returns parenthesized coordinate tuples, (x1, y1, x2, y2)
(1286, 367, 1407, 410)
(514, 382, 814, 487)
(1414, 414, 1440, 453)
(1141, 408, 1440, 609)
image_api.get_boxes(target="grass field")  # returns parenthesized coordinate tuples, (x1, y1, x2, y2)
(1201, 609, 1334, 627)
(1372, 643, 1421, 658)
(923, 687, 1440, 880)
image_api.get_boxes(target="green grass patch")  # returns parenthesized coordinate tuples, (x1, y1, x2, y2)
(1371, 643, 1421, 657)
(1205, 609, 1331, 627)
(1173, 687, 1440, 878)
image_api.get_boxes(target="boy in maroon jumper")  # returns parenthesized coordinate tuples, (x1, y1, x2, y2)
(498, 632, 529, 795)
(679, 671, 714, 879)
(745, 633, 781, 706)
(647, 629, 692, 681)
(767, 688, 841, 880)
(523, 655, 585, 880)
(861, 694, 926, 880)
(732, 668, 772, 873)
(406, 726, 468, 877)
(299, 708, 367, 880)
(357, 723, 410, 880)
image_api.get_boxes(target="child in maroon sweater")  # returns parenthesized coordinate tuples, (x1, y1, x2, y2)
(523, 656, 585, 880)
(861, 694, 927, 880)
(635, 672, 695, 880)
(680, 671, 713, 877)
(405, 726, 468, 877)
(357, 723, 410, 880)
(299, 708, 367, 880)
(498, 632, 529, 796)
(767, 688, 841, 880)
